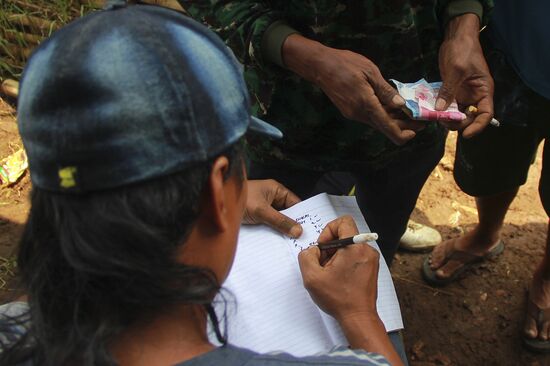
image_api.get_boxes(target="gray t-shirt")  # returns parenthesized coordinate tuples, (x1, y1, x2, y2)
(177, 344, 390, 366)
(0, 302, 389, 366)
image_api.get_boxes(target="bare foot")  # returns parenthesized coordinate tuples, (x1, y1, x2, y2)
(524, 270, 550, 341)
(428, 227, 500, 280)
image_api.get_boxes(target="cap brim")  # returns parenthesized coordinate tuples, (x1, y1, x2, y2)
(249, 116, 283, 139)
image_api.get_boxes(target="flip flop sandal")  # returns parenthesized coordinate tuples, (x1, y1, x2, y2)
(523, 297, 550, 353)
(421, 239, 504, 287)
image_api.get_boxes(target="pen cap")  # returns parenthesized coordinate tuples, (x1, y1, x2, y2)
(353, 233, 378, 243)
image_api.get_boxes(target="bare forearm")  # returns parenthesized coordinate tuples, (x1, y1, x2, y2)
(281, 33, 327, 83)
(338, 313, 404, 366)
(280, 32, 419, 145)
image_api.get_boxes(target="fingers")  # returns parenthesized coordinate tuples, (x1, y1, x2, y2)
(462, 97, 494, 138)
(383, 106, 426, 132)
(438, 117, 472, 131)
(435, 76, 461, 111)
(267, 180, 302, 237)
(254, 206, 303, 238)
(298, 234, 380, 286)
(271, 181, 302, 209)
(298, 245, 322, 278)
(354, 67, 414, 145)
(368, 69, 406, 109)
(394, 119, 427, 132)
(438, 90, 494, 136)
(360, 94, 415, 145)
(317, 50, 417, 146)
(243, 180, 303, 237)
(319, 247, 336, 266)
(327, 238, 380, 268)
(317, 215, 359, 243)
(375, 114, 416, 145)
(461, 113, 490, 137)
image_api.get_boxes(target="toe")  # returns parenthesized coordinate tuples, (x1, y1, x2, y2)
(435, 268, 449, 279)
(524, 315, 538, 339)
(540, 321, 550, 341)
(435, 259, 463, 280)
(429, 242, 449, 270)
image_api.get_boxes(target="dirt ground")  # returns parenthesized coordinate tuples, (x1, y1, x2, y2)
(396, 132, 549, 366)
(0, 95, 548, 365)
(0, 97, 28, 295)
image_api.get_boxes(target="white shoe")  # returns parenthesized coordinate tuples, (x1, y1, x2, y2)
(399, 220, 442, 252)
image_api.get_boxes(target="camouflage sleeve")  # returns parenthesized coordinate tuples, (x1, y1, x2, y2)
(437, 0, 494, 28)
(180, 1, 291, 70)
(179, 1, 294, 115)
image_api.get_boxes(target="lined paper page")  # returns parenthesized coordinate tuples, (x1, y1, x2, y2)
(327, 195, 404, 336)
(213, 193, 403, 356)
(216, 223, 335, 356)
(281, 194, 403, 343)
(280, 193, 337, 256)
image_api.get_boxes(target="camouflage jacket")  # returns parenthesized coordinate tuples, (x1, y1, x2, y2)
(181, 0, 493, 171)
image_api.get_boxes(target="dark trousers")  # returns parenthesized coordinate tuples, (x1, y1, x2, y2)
(249, 137, 446, 266)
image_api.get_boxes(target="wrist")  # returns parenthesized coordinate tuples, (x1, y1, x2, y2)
(444, 13, 480, 41)
(338, 312, 404, 366)
(261, 21, 300, 68)
(336, 311, 382, 329)
(281, 34, 329, 83)
(337, 312, 387, 349)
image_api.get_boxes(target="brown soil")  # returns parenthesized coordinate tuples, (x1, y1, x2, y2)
(0, 97, 29, 298)
(397, 132, 549, 366)
(0, 96, 548, 365)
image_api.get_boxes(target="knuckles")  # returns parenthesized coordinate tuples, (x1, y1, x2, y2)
(448, 59, 468, 76)
(252, 205, 266, 219)
(352, 243, 380, 262)
(340, 214, 354, 223)
(264, 179, 278, 189)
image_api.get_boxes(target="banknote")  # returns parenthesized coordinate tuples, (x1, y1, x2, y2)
(391, 78, 466, 121)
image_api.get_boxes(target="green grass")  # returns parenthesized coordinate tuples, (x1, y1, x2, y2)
(0, 0, 99, 80)
(0, 255, 17, 291)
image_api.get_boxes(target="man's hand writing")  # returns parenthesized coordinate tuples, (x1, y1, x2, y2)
(297, 216, 403, 365)
(298, 215, 379, 319)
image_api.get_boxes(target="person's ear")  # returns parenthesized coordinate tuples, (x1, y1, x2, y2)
(205, 156, 231, 231)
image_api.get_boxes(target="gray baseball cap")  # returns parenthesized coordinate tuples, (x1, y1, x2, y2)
(17, 1, 282, 193)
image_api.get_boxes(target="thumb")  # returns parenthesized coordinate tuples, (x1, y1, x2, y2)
(435, 77, 460, 111)
(255, 206, 303, 238)
(368, 69, 405, 109)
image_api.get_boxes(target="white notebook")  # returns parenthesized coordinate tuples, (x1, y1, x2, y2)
(211, 193, 403, 356)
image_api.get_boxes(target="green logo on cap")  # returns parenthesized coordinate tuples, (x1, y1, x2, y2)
(59, 166, 77, 188)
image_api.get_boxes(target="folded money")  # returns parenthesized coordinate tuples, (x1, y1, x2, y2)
(391, 78, 466, 122)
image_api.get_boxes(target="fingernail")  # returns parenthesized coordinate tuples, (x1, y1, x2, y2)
(290, 225, 302, 238)
(435, 98, 446, 111)
(392, 94, 405, 106)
